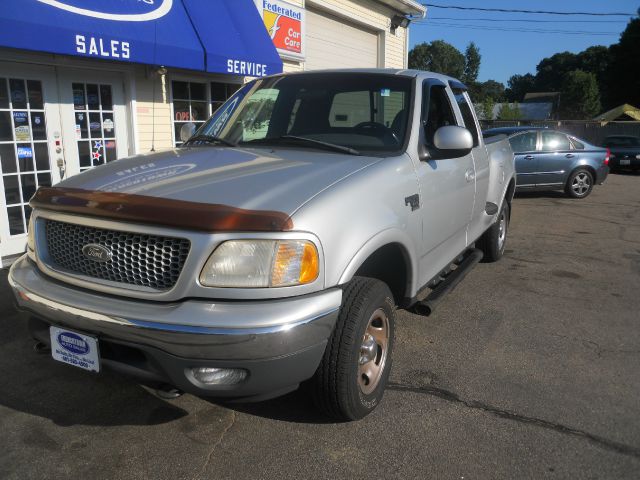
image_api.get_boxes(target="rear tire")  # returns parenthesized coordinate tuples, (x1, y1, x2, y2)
(311, 277, 395, 421)
(565, 168, 594, 199)
(477, 201, 509, 263)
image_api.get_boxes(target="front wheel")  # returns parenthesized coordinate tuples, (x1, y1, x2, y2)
(565, 168, 594, 198)
(311, 277, 395, 421)
(477, 201, 509, 262)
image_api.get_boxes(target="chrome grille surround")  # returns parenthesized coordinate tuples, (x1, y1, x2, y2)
(44, 219, 191, 291)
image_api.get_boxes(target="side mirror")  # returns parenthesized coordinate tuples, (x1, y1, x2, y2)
(180, 122, 197, 142)
(433, 125, 474, 153)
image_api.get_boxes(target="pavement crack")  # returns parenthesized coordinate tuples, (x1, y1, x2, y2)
(194, 411, 236, 479)
(388, 382, 640, 460)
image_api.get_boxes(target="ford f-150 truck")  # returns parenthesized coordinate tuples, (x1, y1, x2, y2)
(10, 69, 515, 420)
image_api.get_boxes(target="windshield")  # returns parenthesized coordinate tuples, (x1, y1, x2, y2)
(192, 73, 413, 154)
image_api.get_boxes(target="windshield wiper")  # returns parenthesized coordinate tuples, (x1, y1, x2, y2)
(183, 134, 238, 148)
(245, 135, 360, 156)
(280, 135, 360, 155)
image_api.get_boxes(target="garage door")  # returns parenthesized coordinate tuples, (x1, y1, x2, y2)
(305, 9, 379, 70)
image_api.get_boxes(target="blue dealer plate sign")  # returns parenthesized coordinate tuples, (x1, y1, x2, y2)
(50, 326, 100, 372)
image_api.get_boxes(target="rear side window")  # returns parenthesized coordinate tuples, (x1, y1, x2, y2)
(452, 89, 479, 146)
(540, 131, 571, 151)
(509, 132, 537, 153)
(422, 84, 456, 146)
(570, 137, 585, 150)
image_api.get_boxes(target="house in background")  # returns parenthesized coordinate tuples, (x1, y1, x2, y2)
(594, 104, 640, 123)
(487, 102, 554, 121)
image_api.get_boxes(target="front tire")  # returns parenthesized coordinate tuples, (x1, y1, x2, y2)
(565, 168, 594, 198)
(477, 201, 509, 262)
(311, 277, 395, 421)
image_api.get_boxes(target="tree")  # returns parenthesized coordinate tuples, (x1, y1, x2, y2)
(479, 80, 506, 102)
(505, 73, 536, 102)
(480, 97, 495, 121)
(559, 70, 601, 119)
(408, 40, 465, 78)
(497, 103, 522, 121)
(576, 46, 611, 108)
(462, 42, 481, 84)
(607, 18, 640, 109)
(535, 51, 579, 92)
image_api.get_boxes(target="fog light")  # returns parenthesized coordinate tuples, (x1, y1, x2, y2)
(191, 367, 247, 385)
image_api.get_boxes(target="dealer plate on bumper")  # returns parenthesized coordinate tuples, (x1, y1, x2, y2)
(50, 326, 100, 372)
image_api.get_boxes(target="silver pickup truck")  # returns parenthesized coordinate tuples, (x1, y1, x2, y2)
(10, 69, 515, 420)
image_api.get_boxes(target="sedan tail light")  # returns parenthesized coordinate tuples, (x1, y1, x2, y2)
(604, 148, 610, 166)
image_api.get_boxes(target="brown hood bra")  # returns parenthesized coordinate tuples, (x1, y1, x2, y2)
(30, 187, 294, 232)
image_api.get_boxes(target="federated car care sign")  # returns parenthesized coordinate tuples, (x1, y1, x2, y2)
(254, 0, 305, 60)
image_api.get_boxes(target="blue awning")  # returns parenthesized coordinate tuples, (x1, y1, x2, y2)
(183, 0, 283, 77)
(0, 0, 282, 76)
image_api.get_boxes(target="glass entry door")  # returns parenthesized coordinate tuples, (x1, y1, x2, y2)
(58, 70, 128, 178)
(0, 63, 62, 259)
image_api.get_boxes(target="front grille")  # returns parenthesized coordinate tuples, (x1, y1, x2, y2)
(44, 219, 191, 291)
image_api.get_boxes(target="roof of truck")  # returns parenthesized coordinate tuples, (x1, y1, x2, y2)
(272, 68, 464, 85)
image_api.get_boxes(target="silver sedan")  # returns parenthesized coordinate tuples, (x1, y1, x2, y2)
(484, 127, 609, 198)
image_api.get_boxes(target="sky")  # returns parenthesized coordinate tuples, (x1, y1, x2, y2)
(409, 0, 638, 85)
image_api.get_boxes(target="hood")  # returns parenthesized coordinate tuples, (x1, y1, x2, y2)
(59, 147, 381, 216)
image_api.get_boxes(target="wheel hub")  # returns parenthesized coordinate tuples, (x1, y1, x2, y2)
(359, 334, 377, 364)
(357, 308, 389, 395)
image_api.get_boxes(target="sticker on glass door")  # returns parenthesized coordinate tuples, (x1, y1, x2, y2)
(72, 83, 118, 172)
(0, 77, 52, 237)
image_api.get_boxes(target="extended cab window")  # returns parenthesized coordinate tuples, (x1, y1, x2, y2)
(452, 89, 480, 146)
(422, 85, 456, 146)
(540, 132, 570, 151)
(509, 132, 537, 153)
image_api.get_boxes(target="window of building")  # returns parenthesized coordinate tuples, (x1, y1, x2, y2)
(172, 80, 207, 146)
(72, 83, 118, 172)
(0, 77, 51, 236)
(211, 83, 239, 114)
(172, 80, 240, 146)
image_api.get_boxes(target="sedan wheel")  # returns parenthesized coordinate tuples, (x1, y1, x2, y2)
(566, 168, 594, 199)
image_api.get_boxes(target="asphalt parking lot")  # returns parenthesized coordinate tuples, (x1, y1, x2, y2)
(1, 172, 639, 479)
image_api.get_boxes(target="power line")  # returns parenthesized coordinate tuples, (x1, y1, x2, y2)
(427, 16, 628, 24)
(413, 21, 620, 36)
(421, 3, 636, 16)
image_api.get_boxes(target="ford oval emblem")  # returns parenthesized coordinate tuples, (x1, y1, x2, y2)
(37, 0, 173, 22)
(82, 244, 112, 263)
(57, 332, 90, 355)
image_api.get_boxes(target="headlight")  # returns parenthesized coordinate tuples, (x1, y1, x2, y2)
(27, 214, 35, 251)
(199, 239, 319, 288)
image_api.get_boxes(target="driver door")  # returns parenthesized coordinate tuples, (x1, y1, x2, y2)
(415, 80, 475, 286)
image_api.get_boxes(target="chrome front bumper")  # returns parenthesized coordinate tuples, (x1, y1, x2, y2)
(9, 255, 342, 399)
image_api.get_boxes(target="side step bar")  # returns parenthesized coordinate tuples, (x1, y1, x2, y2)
(411, 248, 484, 316)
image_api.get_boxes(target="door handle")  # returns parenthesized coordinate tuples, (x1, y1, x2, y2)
(465, 169, 475, 182)
(524, 155, 535, 160)
(565, 153, 575, 158)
